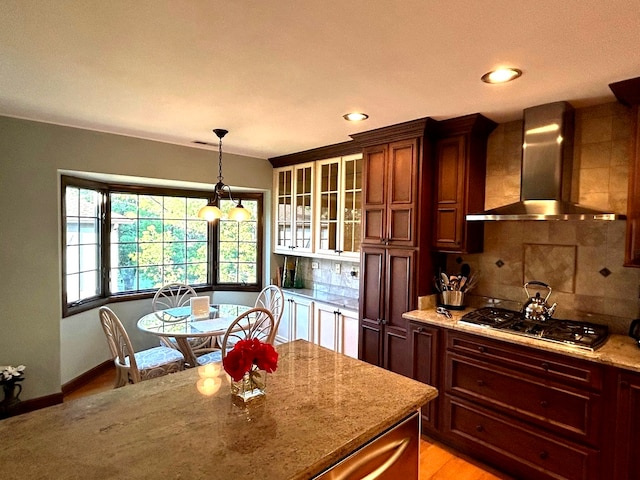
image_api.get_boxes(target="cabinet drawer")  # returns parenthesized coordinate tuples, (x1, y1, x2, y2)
(446, 331, 603, 390)
(444, 395, 600, 480)
(446, 353, 601, 444)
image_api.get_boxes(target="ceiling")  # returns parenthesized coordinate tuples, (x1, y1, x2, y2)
(1, 1, 639, 159)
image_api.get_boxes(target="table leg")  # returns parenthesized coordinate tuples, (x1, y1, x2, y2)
(174, 337, 198, 368)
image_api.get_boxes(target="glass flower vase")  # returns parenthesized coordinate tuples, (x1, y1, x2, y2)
(230, 365, 267, 402)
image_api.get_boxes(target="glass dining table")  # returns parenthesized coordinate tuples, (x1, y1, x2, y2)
(137, 304, 252, 368)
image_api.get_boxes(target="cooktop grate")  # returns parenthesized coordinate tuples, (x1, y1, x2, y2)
(459, 307, 609, 351)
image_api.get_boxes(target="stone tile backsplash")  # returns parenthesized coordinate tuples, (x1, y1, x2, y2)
(448, 102, 640, 333)
(277, 255, 359, 299)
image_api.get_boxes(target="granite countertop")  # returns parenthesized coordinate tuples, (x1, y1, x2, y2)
(404, 308, 640, 374)
(0, 340, 436, 480)
(282, 288, 359, 311)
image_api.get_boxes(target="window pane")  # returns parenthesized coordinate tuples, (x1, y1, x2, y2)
(110, 191, 209, 294)
(64, 184, 102, 306)
(217, 197, 259, 285)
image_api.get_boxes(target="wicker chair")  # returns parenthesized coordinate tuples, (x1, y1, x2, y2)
(98, 307, 184, 388)
(152, 282, 213, 355)
(254, 285, 284, 344)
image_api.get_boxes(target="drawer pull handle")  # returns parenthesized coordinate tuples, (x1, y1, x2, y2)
(477, 379, 485, 387)
(620, 381, 630, 389)
(417, 327, 425, 333)
(541, 362, 550, 370)
(540, 400, 549, 408)
(475, 425, 484, 432)
(539, 451, 549, 460)
(478, 346, 486, 353)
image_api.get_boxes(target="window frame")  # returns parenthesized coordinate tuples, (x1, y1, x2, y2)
(61, 175, 264, 317)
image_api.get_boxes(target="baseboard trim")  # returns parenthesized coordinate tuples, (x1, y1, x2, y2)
(61, 360, 113, 395)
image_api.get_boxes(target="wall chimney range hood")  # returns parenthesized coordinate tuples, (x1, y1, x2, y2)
(467, 101, 625, 221)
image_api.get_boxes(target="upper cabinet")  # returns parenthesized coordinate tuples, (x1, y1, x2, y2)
(432, 114, 497, 253)
(610, 76, 640, 268)
(361, 139, 420, 247)
(315, 154, 363, 259)
(270, 142, 363, 260)
(274, 162, 315, 255)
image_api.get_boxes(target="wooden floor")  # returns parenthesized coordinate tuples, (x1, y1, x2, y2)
(64, 369, 512, 480)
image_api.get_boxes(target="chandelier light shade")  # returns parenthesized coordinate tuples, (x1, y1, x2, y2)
(197, 129, 251, 222)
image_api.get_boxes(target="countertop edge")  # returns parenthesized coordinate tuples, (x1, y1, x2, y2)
(403, 309, 640, 374)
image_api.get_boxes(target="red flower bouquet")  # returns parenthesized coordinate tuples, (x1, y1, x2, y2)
(223, 338, 278, 383)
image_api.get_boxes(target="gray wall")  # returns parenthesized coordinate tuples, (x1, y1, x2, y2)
(0, 116, 273, 400)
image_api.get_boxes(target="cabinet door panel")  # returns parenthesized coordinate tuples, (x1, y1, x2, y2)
(436, 137, 463, 203)
(446, 354, 600, 444)
(385, 249, 415, 331)
(359, 318, 381, 366)
(360, 247, 385, 324)
(341, 309, 359, 359)
(276, 297, 292, 343)
(613, 371, 640, 479)
(362, 146, 387, 244)
(444, 396, 599, 480)
(315, 303, 338, 351)
(411, 323, 440, 430)
(292, 297, 313, 342)
(384, 328, 411, 378)
(387, 140, 418, 246)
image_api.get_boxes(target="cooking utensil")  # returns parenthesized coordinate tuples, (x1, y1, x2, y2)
(441, 272, 450, 289)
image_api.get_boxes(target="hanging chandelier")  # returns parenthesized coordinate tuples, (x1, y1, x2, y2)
(197, 128, 251, 222)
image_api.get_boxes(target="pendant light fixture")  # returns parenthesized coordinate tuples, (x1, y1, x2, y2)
(197, 128, 251, 222)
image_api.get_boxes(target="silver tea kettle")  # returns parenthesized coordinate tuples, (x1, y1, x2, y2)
(523, 281, 557, 322)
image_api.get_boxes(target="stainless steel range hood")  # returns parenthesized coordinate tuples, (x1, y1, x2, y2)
(467, 101, 625, 221)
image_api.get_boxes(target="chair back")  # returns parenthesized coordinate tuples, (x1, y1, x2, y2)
(221, 307, 275, 357)
(254, 285, 284, 343)
(152, 283, 197, 311)
(98, 307, 141, 383)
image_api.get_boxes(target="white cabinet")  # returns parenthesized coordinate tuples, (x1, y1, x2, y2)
(315, 154, 362, 260)
(314, 302, 359, 359)
(275, 292, 314, 344)
(273, 154, 362, 260)
(274, 162, 315, 255)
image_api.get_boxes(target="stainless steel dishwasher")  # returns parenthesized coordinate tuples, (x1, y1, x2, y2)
(314, 412, 420, 480)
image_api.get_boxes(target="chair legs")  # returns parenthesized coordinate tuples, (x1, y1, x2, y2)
(114, 365, 129, 388)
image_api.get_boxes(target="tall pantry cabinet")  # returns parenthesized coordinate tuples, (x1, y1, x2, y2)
(350, 118, 437, 378)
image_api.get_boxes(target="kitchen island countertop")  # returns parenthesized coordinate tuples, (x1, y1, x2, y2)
(404, 308, 640, 374)
(0, 340, 437, 480)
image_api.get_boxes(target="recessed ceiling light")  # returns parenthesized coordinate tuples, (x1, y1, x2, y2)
(481, 68, 522, 84)
(343, 112, 369, 121)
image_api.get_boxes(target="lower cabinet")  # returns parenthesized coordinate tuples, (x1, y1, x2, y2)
(613, 370, 640, 480)
(315, 302, 359, 359)
(360, 247, 416, 377)
(409, 324, 613, 480)
(276, 292, 314, 344)
(409, 322, 439, 432)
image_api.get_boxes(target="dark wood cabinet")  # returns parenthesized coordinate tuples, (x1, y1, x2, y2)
(408, 325, 609, 480)
(359, 246, 416, 378)
(352, 119, 437, 378)
(432, 114, 496, 253)
(612, 370, 640, 479)
(409, 322, 440, 432)
(609, 76, 640, 267)
(361, 138, 419, 247)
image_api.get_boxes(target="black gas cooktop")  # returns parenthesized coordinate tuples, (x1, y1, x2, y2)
(460, 307, 609, 351)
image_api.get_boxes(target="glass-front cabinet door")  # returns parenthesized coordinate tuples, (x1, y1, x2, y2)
(274, 162, 314, 255)
(315, 154, 362, 259)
